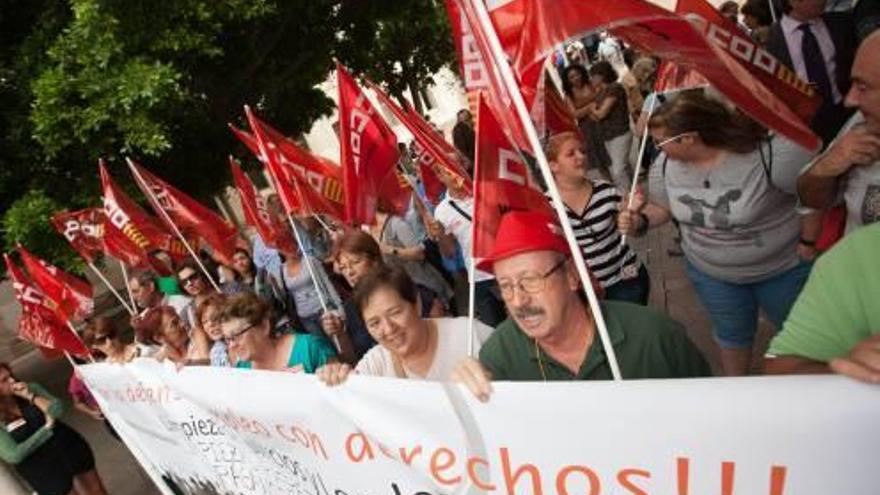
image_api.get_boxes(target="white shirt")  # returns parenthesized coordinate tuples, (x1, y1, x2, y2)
(355, 317, 494, 380)
(780, 15, 842, 104)
(433, 195, 493, 282)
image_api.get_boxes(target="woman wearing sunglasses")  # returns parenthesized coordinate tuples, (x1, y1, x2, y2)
(618, 90, 821, 376)
(0, 363, 107, 495)
(220, 292, 337, 373)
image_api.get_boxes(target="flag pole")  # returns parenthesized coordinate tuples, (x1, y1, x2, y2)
(466, 0, 622, 380)
(64, 321, 95, 363)
(311, 214, 334, 235)
(285, 213, 343, 353)
(621, 96, 657, 246)
(118, 261, 138, 313)
(86, 261, 135, 315)
(126, 158, 222, 293)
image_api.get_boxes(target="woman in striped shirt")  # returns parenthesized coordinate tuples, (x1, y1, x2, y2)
(546, 132, 650, 304)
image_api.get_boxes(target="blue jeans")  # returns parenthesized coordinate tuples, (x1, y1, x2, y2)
(684, 260, 813, 349)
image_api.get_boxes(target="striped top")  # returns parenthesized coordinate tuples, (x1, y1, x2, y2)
(552, 180, 641, 289)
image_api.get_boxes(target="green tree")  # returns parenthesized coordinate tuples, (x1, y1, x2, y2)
(2, 0, 459, 270)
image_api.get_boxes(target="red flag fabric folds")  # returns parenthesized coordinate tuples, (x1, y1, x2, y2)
(3, 255, 89, 357)
(336, 62, 409, 225)
(17, 246, 93, 322)
(237, 111, 346, 220)
(482, 0, 820, 150)
(128, 160, 239, 266)
(531, 70, 580, 140)
(51, 209, 106, 263)
(231, 117, 345, 216)
(367, 80, 473, 203)
(675, 0, 820, 123)
(229, 157, 297, 253)
(100, 160, 190, 266)
(473, 93, 553, 258)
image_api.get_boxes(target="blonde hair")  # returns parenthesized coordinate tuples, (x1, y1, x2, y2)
(545, 132, 581, 161)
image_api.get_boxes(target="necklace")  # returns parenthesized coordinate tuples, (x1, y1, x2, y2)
(535, 339, 549, 381)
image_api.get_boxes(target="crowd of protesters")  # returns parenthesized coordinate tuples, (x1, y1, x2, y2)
(3, 2, 880, 493)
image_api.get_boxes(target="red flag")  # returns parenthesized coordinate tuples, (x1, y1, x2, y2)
(654, 61, 711, 94)
(229, 157, 297, 253)
(336, 63, 409, 225)
(230, 118, 346, 212)
(473, 93, 553, 258)
(51, 209, 106, 263)
(366, 80, 473, 202)
(100, 160, 191, 265)
(448, 0, 532, 152)
(3, 254, 89, 357)
(237, 112, 346, 220)
(482, 0, 820, 150)
(128, 160, 239, 266)
(675, 0, 820, 123)
(531, 70, 580, 139)
(17, 246, 93, 322)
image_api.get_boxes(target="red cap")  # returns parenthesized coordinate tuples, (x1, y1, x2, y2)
(476, 211, 570, 272)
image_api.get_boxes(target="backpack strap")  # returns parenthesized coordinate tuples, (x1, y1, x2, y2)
(448, 200, 472, 222)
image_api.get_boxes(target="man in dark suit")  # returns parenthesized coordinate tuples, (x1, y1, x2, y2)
(766, 0, 858, 146)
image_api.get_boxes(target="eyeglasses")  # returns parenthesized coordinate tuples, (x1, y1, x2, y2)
(93, 334, 110, 345)
(180, 273, 201, 286)
(497, 258, 568, 300)
(653, 132, 692, 149)
(225, 322, 257, 343)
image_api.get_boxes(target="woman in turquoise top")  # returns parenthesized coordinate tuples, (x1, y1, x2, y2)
(220, 292, 337, 373)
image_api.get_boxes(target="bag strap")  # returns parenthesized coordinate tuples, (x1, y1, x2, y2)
(448, 200, 472, 222)
(758, 135, 774, 189)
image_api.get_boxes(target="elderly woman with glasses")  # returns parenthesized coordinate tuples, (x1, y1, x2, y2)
(618, 90, 821, 376)
(317, 266, 493, 385)
(321, 230, 445, 362)
(220, 292, 337, 373)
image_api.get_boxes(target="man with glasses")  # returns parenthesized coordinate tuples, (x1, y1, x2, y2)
(452, 211, 710, 401)
(129, 270, 194, 356)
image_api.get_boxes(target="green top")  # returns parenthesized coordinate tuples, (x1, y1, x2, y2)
(768, 223, 880, 362)
(479, 301, 711, 381)
(0, 383, 65, 465)
(236, 333, 337, 373)
(156, 276, 182, 295)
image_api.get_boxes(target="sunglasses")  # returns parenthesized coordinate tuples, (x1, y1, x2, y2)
(653, 132, 693, 149)
(179, 273, 201, 286)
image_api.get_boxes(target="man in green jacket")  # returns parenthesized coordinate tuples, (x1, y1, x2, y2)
(452, 211, 710, 401)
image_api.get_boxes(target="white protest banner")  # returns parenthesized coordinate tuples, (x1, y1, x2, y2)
(79, 359, 880, 495)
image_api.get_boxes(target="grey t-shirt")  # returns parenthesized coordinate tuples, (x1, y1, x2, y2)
(802, 112, 880, 234)
(649, 135, 816, 283)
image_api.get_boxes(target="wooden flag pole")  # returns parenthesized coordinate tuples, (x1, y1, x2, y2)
(466, 0, 622, 380)
(118, 261, 139, 313)
(86, 261, 135, 315)
(126, 158, 222, 293)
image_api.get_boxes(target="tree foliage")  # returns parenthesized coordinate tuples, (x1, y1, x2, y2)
(0, 0, 457, 271)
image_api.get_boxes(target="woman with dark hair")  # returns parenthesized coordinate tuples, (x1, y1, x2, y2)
(561, 64, 611, 176)
(619, 90, 821, 376)
(586, 61, 633, 191)
(275, 241, 341, 338)
(0, 363, 107, 495)
(741, 0, 773, 45)
(83, 317, 138, 364)
(220, 292, 336, 373)
(321, 230, 445, 362)
(317, 266, 493, 385)
(154, 306, 195, 367)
